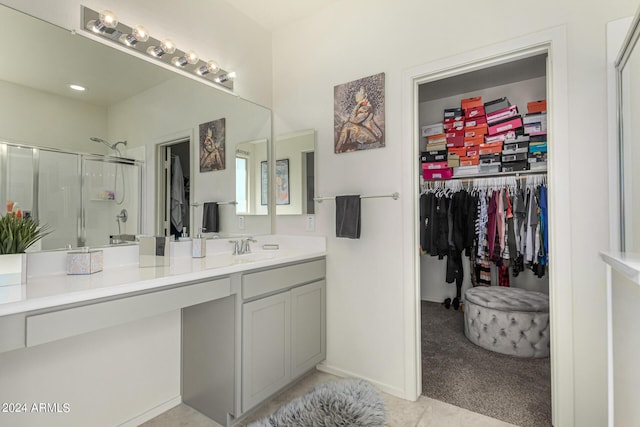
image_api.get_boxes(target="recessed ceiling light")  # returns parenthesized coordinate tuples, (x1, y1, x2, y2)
(69, 84, 86, 91)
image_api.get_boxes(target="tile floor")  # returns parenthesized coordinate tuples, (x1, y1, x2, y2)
(142, 370, 518, 427)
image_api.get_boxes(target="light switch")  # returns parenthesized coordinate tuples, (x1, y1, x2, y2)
(238, 215, 245, 230)
(305, 215, 315, 232)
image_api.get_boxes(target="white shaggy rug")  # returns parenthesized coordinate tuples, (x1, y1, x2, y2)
(248, 379, 386, 427)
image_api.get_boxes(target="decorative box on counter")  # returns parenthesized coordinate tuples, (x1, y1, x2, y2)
(66, 249, 103, 275)
(139, 236, 170, 267)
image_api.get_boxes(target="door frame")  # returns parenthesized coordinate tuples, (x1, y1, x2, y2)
(155, 136, 193, 237)
(401, 26, 572, 427)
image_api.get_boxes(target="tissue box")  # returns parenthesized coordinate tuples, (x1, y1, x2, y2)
(139, 236, 170, 267)
(66, 250, 103, 275)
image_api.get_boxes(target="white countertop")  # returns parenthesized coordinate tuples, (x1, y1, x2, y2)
(600, 251, 640, 285)
(0, 235, 326, 317)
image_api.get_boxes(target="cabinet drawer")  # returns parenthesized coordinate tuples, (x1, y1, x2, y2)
(242, 258, 326, 300)
(26, 277, 231, 347)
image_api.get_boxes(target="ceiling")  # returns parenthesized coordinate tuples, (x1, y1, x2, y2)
(221, 0, 341, 31)
(0, 5, 177, 107)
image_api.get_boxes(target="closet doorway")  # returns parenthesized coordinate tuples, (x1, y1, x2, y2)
(156, 138, 191, 238)
(405, 27, 573, 427)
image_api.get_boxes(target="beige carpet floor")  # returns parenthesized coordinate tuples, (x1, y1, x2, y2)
(421, 300, 551, 427)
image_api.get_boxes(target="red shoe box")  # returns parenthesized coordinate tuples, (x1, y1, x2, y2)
(465, 105, 485, 119)
(423, 168, 453, 180)
(488, 117, 523, 136)
(486, 105, 519, 124)
(464, 116, 487, 128)
(421, 161, 449, 170)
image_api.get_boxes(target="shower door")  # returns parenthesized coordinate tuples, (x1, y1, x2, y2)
(82, 156, 143, 247)
(38, 150, 81, 249)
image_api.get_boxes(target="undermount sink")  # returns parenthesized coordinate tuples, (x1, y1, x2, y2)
(203, 251, 279, 269)
(233, 252, 277, 263)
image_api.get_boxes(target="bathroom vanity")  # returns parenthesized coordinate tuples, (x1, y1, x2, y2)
(0, 236, 326, 427)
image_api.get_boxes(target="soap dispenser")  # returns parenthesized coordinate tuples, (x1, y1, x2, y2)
(192, 228, 206, 258)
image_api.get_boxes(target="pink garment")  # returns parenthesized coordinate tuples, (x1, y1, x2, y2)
(497, 189, 506, 258)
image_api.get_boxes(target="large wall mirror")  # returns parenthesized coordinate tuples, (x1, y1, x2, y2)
(0, 4, 271, 250)
(274, 130, 315, 215)
(617, 13, 640, 251)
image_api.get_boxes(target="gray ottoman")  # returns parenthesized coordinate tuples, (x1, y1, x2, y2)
(464, 287, 550, 358)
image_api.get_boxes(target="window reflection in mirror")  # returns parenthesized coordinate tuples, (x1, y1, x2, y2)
(274, 130, 315, 215)
(235, 139, 268, 216)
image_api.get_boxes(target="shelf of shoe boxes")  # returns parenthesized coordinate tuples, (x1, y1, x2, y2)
(420, 97, 547, 181)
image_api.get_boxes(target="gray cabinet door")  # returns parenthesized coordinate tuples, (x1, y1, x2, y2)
(291, 280, 326, 379)
(242, 291, 291, 412)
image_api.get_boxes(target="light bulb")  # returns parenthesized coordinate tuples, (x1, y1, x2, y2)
(215, 71, 236, 83)
(86, 10, 118, 33)
(146, 38, 176, 57)
(120, 25, 149, 46)
(172, 50, 199, 67)
(197, 60, 219, 76)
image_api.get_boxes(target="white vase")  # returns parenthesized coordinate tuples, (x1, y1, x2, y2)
(0, 253, 27, 286)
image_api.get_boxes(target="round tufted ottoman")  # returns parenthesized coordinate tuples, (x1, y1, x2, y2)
(464, 287, 550, 358)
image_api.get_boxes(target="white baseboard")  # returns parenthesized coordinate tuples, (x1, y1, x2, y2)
(118, 396, 182, 427)
(315, 363, 408, 400)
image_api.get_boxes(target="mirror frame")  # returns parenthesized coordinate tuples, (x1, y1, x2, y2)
(615, 9, 640, 251)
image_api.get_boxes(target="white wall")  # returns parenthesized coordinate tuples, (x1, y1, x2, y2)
(272, 0, 638, 424)
(0, 80, 107, 153)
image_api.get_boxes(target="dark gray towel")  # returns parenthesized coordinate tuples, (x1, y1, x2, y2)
(202, 202, 219, 233)
(335, 195, 361, 239)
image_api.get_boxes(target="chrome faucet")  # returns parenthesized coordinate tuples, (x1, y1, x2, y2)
(229, 239, 241, 255)
(230, 237, 257, 255)
(240, 237, 257, 254)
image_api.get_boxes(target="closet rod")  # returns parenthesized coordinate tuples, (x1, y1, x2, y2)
(314, 192, 400, 203)
(191, 200, 238, 206)
(422, 170, 547, 183)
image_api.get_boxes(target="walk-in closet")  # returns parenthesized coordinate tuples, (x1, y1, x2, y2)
(417, 52, 552, 427)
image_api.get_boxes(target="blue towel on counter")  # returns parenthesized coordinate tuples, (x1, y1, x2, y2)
(202, 202, 219, 233)
(335, 195, 361, 239)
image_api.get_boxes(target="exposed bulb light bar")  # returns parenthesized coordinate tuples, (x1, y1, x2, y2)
(214, 71, 236, 83)
(146, 38, 176, 57)
(197, 60, 219, 76)
(120, 25, 149, 46)
(172, 50, 199, 67)
(69, 84, 86, 91)
(81, 6, 234, 90)
(86, 10, 118, 33)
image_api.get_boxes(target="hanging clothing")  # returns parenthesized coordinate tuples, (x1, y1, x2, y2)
(419, 177, 549, 287)
(170, 156, 185, 234)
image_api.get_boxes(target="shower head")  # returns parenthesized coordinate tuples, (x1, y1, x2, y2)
(89, 137, 127, 155)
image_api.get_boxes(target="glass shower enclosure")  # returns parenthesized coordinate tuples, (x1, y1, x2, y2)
(0, 142, 143, 251)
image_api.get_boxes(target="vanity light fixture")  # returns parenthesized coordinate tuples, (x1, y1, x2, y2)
(214, 71, 236, 84)
(172, 50, 199, 67)
(69, 84, 86, 91)
(197, 60, 219, 76)
(146, 38, 176, 57)
(81, 6, 234, 90)
(86, 10, 118, 33)
(119, 25, 149, 47)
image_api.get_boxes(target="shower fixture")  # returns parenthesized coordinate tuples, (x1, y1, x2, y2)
(89, 137, 127, 156)
(89, 137, 128, 205)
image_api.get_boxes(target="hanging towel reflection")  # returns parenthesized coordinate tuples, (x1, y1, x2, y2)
(202, 202, 219, 233)
(335, 195, 361, 239)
